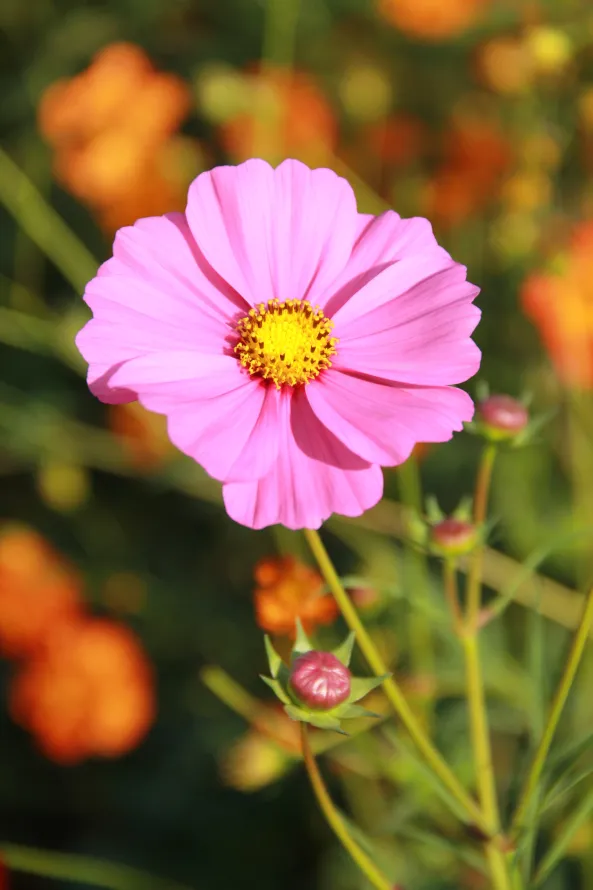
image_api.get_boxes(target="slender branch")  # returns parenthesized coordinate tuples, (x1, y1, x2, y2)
(303, 527, 489, 834)
(300, 724, 393, 890)
(512, 584, 593, 836)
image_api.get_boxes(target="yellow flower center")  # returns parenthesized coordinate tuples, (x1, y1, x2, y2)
(234, 299, 338, 388)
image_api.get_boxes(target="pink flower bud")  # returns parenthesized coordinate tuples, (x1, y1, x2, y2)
(289, 651, 351, 711)
(478, 395, 529, 436)
(430, 517, 477, 555)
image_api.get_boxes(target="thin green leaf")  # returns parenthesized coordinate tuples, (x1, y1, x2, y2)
(350, 674, 390, 702)
(533, 785, 593, 886)
(260, 675, 290, 705)
(292, 618, 312, 656)
(332, 632, 355, 667)
(340, 704, 381, 719)
(541, 764, 593, 813)
(488, 525, 593, 622)
(264, 636, 282, 678)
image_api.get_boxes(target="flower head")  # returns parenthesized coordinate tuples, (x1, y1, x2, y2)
(9, 617, 154, 763)
(253, 556, 338, 636)
(76, 158, 481, 530)
(378, 0, 490, 41)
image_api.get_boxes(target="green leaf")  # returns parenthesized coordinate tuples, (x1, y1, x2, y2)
(260, 675, 291, 705)
(292, 619, 312, 656)
(340, 704, 381, 719)
(533, 786, 593, 886)
(284, 704, 309, 723)
(307, 713, 347, 733)
(264, 636, 282, 678)
(350, 674, 390, 702)
(332, 631, 355, 667)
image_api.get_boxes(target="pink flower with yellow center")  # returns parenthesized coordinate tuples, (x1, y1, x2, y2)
(76, 158, 481, 529)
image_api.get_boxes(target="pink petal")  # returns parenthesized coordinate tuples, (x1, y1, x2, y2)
(185, 159, 358, 307)
(222, 388, 383, 530)
(307, 371, 474, 463)
(166, 377, 281, 483)
(333, 262, 481, 385)
(77, 213, 245, 404)
(100, 212, 249, 323)
(321, 210, 450, 315)
(305, 371, 415, 465)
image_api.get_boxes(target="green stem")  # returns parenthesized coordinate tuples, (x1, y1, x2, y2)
(466, 443, 497, 627)
(443, 559, 463, 636)
(461, 443, 511, 889)
(397, 457, 434, 724)
(303, 527, 489, 834)
(300, 724, 393, 890)
(511, 584, 593, 836)
(0, 146, 98, 293)
(0, 843, 194, 890)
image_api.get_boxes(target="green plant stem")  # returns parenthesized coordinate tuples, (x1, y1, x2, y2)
(443, 559, 463, 635)
(303, 527, 489, 833)
(466, 443, 497, 627)
(0, 146, 98, 292)
(0, 842, 194, 890)
(300, 723, 393, 890)
(396, 457, 434, 726)
(511, 584, 593, 836)
(460, 442, 511, 889)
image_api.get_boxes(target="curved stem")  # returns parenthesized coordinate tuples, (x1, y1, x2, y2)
(303, 527, 488, 834)
(511, 584, 593, 836)
(466, 443, 497, 628)
(300, 723, 393, 890)
(0, 843, 193, 890)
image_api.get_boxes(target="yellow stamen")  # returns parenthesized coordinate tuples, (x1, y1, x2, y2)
(234, 299, 338, 388)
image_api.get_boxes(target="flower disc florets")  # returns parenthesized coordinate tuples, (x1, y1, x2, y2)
(261, 620, 389, 733)
(235, 299, 338, 388)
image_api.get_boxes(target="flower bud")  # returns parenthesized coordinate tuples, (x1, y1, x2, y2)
(478, 394, 529, 440)
(289, 651, 351, 711)
(430, 517, 477, 557)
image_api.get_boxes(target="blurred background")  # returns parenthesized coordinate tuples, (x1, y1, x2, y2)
(2, 0, 593, 888)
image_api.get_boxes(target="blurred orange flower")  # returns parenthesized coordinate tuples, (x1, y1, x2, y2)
(378, 0, 490, 40)
(364, 114, 425, 168)
(425, 117, 512, 227)
(109, 402, 174, 470)
(219, 66, 337, 165)
(522, 222, 593, 388)
(10, 617, 154, 763)
(39, 42, 198, 231)
(0, 526, 82, 659)
(253, 556, 338, 637)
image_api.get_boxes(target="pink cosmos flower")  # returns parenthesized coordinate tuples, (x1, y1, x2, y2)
(76, 158, 481, 530)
